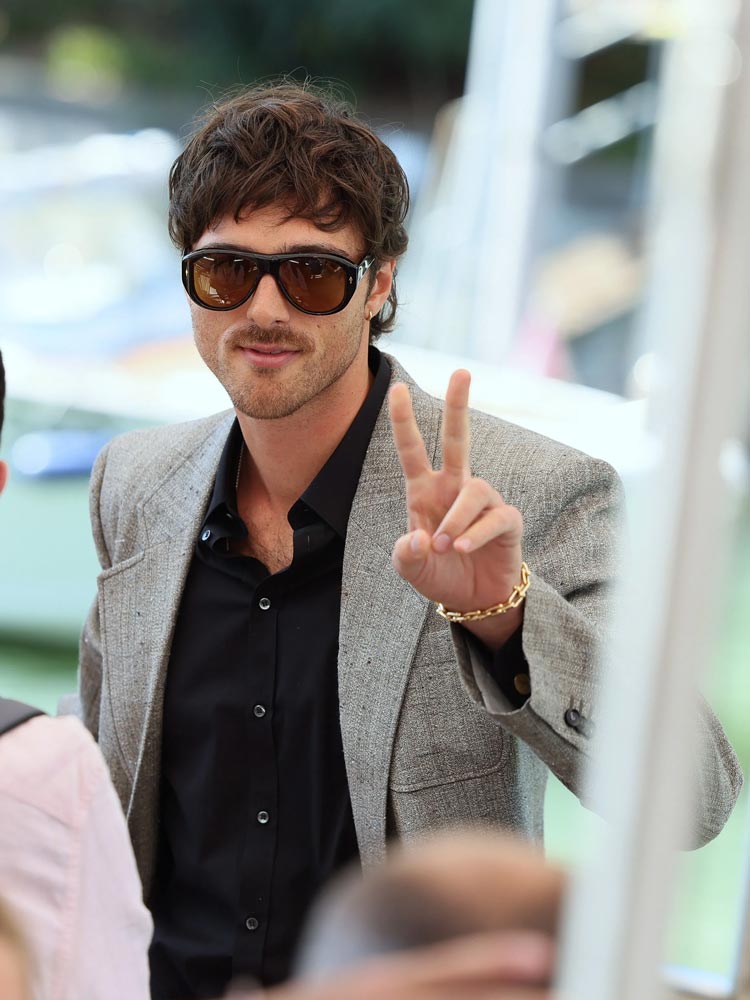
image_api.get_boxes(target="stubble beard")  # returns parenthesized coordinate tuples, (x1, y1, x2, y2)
(195, 316, 364, 420)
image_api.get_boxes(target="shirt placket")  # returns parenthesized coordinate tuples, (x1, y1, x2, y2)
(232, 579, 280, 976)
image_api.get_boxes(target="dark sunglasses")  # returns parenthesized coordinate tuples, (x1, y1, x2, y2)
(182, 248, 375, 316)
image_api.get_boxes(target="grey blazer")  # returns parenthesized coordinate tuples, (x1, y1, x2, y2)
(78, 355, 742, 898)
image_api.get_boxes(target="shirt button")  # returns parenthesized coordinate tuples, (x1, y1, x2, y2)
(253, 704, 266, 718)
(513, 673, 531, 696)
(201, 529, 211, 541)
(258, 597, 271, 611)
(245, 916, 259, 932)
(257, 810, 270, 825)
(564, 708, 581, 728)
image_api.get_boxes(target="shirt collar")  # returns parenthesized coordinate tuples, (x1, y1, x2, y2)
(300, 346, 390, 538)
(203, 346, 391, 540)
(203, 420, 245, 531)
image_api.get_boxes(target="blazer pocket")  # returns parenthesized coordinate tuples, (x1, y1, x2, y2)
(389, 621, 508, 792)
(388, 765, 517, 838)
(98, 548, 146, 581)
(388, 737, 547, 846)
(389, 742, 508, 793)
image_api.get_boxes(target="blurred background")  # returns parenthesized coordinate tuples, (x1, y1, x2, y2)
(0, 0, 747, 993)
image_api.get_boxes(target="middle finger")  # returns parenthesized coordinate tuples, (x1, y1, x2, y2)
(441, 369, 471, 484)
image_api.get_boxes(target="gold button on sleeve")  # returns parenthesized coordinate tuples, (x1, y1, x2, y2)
(513, 673, 531, 696)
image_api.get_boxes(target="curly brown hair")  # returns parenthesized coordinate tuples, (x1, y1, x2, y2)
(168, 82, 410, 340)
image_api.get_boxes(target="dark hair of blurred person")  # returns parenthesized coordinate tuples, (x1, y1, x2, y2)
(0, 350, 7, 492)
(295, 830, 563, 979)
(168, 81, 409, 340)
(247, 830, 561, 1000)
(0, 348, 5, 431)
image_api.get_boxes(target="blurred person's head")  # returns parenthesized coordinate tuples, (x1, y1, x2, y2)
(0, 350, 7, 494)
(169, 81, 409, 342)
(295, 829, 565, 979)
(0, 900, 31, 1000)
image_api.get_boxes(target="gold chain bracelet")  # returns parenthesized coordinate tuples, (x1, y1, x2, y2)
(436, 562, 530, 623)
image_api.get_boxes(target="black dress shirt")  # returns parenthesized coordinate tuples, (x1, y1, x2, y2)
(147, 347, 529, 1000)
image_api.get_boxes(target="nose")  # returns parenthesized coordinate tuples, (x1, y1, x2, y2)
(243, 273, 292, 326)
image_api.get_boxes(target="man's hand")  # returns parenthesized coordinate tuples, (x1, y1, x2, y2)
(389, 371, 525, 650)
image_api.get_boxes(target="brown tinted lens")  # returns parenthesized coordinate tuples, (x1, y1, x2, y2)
(279, 257, 348, 313)
(193, 253, 259, 308)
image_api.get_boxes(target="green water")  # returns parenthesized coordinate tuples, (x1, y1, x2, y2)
(0, 639, 78, 712)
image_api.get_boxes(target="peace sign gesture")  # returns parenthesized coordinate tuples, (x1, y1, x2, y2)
(388, 371, 525, 649)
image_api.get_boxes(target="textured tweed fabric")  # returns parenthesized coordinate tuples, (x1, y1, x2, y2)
(77, 355, 742, 897)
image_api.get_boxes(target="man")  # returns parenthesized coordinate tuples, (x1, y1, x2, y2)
(77, 83, 741, 999)
(0, 351, 152, 999)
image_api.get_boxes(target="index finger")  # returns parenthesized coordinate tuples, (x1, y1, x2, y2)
(389, 382, 432, 481)
(442, 369, 471, 481)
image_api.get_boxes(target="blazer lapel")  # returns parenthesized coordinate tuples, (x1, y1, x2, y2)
(99, 413, 232, 890)
(339, 358, 441, 866)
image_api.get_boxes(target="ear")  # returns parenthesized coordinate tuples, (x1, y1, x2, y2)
(365, 259, 396, 319)
(0, 461, 7, 495)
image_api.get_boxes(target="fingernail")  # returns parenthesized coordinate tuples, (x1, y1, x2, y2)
(433, 533, 451, 553)
(410, 533, 423, 554)
(455, 537, 473, 553)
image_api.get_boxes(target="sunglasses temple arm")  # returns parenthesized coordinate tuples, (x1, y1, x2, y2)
(358, 256, 375, 280)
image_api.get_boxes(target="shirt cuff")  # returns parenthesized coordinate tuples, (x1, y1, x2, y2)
(472, 624, 530, 709)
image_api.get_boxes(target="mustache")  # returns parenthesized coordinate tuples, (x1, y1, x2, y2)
(227, 324, 313, 352)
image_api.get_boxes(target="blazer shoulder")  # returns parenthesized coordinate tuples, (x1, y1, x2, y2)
(459, 408, 624, 551)
(385, 353, 620, 493)
(468, 406, 619, 484)
(104, 410, 233, 464)
(94, 411, 233, 502)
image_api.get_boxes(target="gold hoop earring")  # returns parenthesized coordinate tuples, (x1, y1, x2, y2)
(366, 309, 372, 321)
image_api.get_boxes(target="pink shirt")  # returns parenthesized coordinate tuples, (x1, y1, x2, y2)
(0, 714, 152, 1000)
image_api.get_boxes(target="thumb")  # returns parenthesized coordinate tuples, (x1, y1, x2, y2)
(391, 529, 431, 581)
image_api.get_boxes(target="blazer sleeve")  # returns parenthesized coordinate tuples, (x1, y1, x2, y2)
(451, 453, 743, 848)
(78, 442, 114, 741)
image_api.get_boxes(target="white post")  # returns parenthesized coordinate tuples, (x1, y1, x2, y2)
(398, 0, 561, 360)
(558, 2, 750, 999)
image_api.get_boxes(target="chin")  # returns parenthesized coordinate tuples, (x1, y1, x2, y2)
(231, 390, 310, 421)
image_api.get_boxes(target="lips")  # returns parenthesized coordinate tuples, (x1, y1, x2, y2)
(239, 344, 301, 369)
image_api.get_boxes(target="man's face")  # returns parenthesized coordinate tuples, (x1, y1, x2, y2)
(188, 205, 393, 421)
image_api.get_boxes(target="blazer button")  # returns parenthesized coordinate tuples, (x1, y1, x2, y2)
(245, 916, 259, 932)
(564, 708, 581, 728)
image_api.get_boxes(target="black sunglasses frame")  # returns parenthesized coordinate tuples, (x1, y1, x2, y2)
(182, 249, 375, 316)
